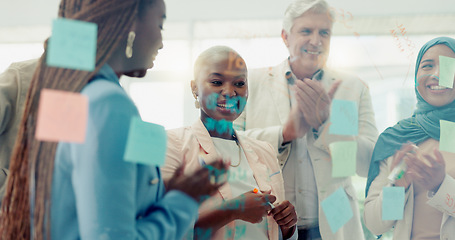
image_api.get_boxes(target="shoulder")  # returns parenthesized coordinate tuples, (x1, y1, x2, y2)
(0, 59, 37, 84)
(249, 60, 287, 81)
(326, 68, 368, 89)
(240, 134, 276, 155)
(82, 78, 138, 125)
(83, 79, 133, 108)
(166, 126, 196, 148)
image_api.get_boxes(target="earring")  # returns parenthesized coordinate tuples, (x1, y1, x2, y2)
(193, 93, 200, 109)
(125, 31, 136, 58)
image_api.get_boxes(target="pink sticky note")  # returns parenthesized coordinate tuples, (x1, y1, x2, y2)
(35, 89, 88, 143)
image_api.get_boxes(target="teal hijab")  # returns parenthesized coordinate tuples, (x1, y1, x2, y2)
(365, 37, 455, 197)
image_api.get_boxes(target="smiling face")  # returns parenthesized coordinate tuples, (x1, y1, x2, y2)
(416, 44, 455, 107)
(191, 51, 248, 122)
(282, 11, 332, 79)
(124, 0, 166, 77)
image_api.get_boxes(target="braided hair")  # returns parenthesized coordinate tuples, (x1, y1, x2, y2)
(0, 0, 156, 239)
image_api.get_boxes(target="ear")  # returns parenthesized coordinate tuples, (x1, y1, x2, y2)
(281, 29, 289, 48)
(190, 80, 198, 98)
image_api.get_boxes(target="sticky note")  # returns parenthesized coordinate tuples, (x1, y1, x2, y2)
(382, 186, 405, 220)
(439, 56, 455, 88)
(124, 116, 167, 166)
(329, 141, 357, 177)
(47, 18, 97, 71)
(440, 120, 455, 153)
(321, 187, 353, 233)
(35, 89, 88, 143)
(329, 99, 358, 136)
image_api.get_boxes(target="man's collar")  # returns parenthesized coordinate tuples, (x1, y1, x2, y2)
(284, 60, 324, 84)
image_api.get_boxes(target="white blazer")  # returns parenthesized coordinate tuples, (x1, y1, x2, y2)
(234, 59, 378, 240)
(364, 141, 455, 240)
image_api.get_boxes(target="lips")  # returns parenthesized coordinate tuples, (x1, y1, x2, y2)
(303, 49, 322, 55)
(428, 85, 448, 90)
(425, 82, 451, 93)
(217, 103, 235, 109)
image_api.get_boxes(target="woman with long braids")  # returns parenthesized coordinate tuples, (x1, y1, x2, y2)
(0, 0, 227, 239)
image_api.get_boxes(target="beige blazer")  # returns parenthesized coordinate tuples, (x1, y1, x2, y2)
(234, 59, 379, 239)
(162, 119, 286, 240)
(0, 58, 38, 201)
(364, 140, 455, 240)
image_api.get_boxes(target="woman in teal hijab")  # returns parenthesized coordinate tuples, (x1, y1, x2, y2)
(364, 37, 455, 239)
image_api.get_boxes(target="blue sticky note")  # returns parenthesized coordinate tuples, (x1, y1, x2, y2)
(321, 187, 353, 233)
(439, 56, 455, 89)
(329, 141, 357, 177)
(382, 186, 405, 220)
(124, 116, 167, 166)
(439, 120, 455, 154)
(47, 18, 97, 71)
(329, 99, 358, 136)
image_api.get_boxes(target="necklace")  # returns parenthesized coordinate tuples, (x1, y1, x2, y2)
(230, 134, 242, 167)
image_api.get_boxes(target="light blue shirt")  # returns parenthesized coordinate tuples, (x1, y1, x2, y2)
(51, 65, 198, 240)
(282, 69, 319, 229)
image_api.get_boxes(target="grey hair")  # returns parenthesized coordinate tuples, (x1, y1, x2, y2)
(193, 45, 244, 79)
(282, 0, 334, 34)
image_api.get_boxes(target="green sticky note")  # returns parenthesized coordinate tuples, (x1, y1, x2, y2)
(329, 99, 358, 136)
(47, 18, 97, 71)
(124, 116, 167, 166)
(440, 120, 455, 153)
(330, 141, 357, 177)
(439, 56, 455, 89)
(321, 187, 353, 234)
(382, 186, 405, 220)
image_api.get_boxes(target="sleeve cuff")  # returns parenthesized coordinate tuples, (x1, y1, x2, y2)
(427, 174, 455, 215)
(165, 190, 199, 217)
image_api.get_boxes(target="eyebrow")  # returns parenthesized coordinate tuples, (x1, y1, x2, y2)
(420, 59, 434, 64)
(209, 73, 224, 78)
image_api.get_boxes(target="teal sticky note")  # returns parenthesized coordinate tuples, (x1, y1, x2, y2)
(124, 116, 167, 166)
(440, 120, 455, 153)
(321, 187, 353, 233)
(329, 141, 357, 177)
(47, 18, 97, 71)
(382, 186, 405, 220)
(439, 56, 455, 88)
(329, 99, 358, 136)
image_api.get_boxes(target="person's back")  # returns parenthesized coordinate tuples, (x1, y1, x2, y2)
(0, 58, 38, 201)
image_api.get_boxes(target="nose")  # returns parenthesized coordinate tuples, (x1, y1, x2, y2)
(432, 65, 440, 80)
(221, 84, 236, 97)
(309, 32, 322, 46)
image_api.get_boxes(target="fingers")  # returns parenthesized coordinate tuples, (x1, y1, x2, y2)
(263, 193, 277, 204)
(294, 81, 319, 106)
(174, 162, 186, 178)
(271, 201, 297, 228)
(433, 148, 445, 166)
(391, 143, 416, 169)
(328, 80, 342, 100)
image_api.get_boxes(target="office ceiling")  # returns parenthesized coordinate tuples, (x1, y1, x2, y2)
(1, 0, 454, 27)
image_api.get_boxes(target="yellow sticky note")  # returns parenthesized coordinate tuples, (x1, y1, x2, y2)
(330, 141, 357, 177)
(439, 56, 455, 89)
(35, 89, 88, 143)
(440, 120, 455, 153)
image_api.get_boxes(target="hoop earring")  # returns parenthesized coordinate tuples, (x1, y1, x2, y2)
(125, 31, 136, 58)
